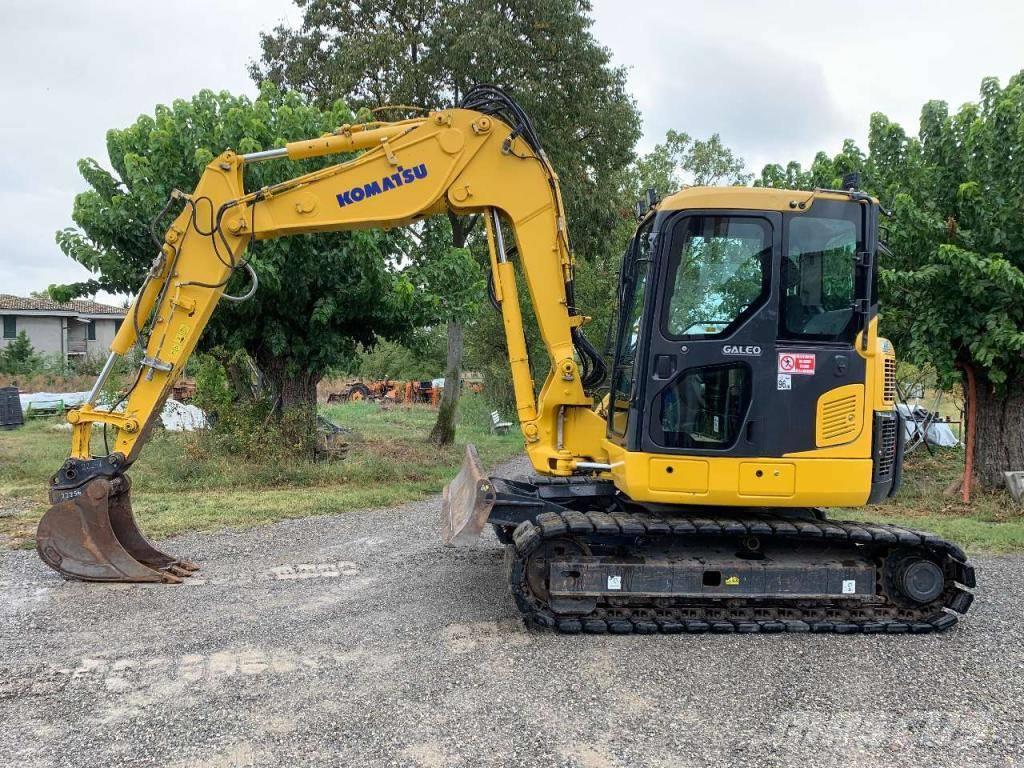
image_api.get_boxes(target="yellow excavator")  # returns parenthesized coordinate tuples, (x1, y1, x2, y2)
(37, 86, 974, 633)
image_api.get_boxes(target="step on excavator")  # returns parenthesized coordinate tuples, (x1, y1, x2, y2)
(37, 86, 975, 634)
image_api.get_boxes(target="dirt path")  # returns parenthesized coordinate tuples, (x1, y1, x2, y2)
(1, 459, 1021, 767)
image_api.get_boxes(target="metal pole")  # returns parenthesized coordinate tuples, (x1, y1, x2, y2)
(241, 147, 289, 163)
(491, 209, 508, 263)
(575, 462, 612, 472)
(86, 352, 119, 406)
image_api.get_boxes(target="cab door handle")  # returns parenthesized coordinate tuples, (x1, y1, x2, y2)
(653, 354, 676, 379)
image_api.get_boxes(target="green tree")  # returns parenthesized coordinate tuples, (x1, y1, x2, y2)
(757, 73, 1024, 488)
(754, 139, 867, 192)
(355, 329, 448, 381)
(631, 130, 752, 198)
(254, 0, 640, 443)
(54, 84, 464, 442)
(0, 331, 39, 375)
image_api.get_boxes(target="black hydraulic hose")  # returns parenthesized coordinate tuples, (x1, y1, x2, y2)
(461, 85, 544, 156)
(573, 326, 608, 389)
(463, 84, 608, 390)
(487, 271, 500, 311)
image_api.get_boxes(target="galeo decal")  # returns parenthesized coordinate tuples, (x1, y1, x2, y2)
(336, 163, 428, 207)
(722, 344, 762, 356)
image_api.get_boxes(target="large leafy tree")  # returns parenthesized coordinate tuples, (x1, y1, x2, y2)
(757, 73, 1024, 488)
(470, 127, 754, 413)
(55, 84, 460, 426)
(630, 130, 752, 198)
(254, 0, 640, 443)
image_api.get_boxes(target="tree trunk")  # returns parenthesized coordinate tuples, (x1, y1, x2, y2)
(969, 368, 1024, 489)
(255, 351, 321, 457)
(274, 371, 319, 410)
(429, 320, 463, 446)
(428, 212, 475, 447)
(224, 358, 254, 402)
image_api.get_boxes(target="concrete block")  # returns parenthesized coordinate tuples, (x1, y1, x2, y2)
(1003, 471, 1024, 503)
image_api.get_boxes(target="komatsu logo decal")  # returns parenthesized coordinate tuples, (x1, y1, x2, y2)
(336, 163, 428, 207)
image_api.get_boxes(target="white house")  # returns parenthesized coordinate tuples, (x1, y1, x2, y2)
(0, 294, 125, 361)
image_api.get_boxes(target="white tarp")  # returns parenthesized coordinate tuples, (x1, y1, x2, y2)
(19, 391, 90, 409)
(897, 404, 961, 447)
(160, 398, 207, 431)
(19, 391, 206, 431)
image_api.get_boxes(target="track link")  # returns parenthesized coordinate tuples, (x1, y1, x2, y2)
(507, 510, 976, 635)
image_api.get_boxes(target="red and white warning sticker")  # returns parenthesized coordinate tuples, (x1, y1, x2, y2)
(778, 352, 816, 375)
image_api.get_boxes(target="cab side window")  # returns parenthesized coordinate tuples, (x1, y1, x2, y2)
(609, 219, 654, 437)
(781, 213, 857, 342)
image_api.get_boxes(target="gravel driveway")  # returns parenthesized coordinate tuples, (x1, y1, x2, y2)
(2, 459, 1021, 768)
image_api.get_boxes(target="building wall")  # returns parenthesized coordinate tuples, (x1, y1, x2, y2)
(0, 314, 121, 358)
(0, 315, 64, 355)
(86, 318, 119, 356)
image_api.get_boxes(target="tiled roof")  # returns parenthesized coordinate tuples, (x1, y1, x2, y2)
(0, 294, 125, 316)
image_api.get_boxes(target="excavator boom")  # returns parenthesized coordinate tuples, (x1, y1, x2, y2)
(37, 87, 606, 582)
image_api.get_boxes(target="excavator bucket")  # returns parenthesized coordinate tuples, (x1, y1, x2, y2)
(441, 444, 497, 546)
(36, 476, 198, 583)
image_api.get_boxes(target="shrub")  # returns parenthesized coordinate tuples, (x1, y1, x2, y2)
(192, 353, 317, 461)
(0, 332, 40, 375)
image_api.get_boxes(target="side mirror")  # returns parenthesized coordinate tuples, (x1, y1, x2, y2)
(635, 189, 660, 219)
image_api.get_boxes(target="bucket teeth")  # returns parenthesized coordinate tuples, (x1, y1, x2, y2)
(36, 475, 197, 584)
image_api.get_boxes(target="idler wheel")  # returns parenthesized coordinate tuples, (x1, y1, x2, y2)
(525, 537, 589, 603)
(898, 558, 944, 604)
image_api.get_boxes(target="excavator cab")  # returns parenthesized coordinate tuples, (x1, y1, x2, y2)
(445, 183, 973, 634)
(605, 186, 902, 506)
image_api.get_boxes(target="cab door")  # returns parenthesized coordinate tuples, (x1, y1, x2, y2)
(638, 210, 783, 458)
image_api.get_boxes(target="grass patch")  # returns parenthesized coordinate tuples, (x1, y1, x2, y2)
(2, 401, 1022, 553)
(0, 393, 521, 549)
(844, 447, 1024, 553)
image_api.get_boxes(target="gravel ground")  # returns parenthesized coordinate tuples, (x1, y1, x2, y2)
(2, 457, 1022, 768)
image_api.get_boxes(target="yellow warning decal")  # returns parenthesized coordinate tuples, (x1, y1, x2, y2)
(168, 323, 191, 358)
(725, 575, 740, 586)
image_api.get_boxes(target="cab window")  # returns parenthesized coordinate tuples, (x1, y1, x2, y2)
(656, 363, 751, 449)
(662, 216, 772, 339)
(780, 208, 859, 342)
(609, 219, 654, 437)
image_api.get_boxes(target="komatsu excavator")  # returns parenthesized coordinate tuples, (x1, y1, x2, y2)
(37, 86, 975, 634)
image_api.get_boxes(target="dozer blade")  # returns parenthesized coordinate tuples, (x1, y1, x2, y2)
(441, 444, 497, 546)
(36, 476, 196, 583)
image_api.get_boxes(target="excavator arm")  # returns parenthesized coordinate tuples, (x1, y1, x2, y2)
(37, 87, 609, 582)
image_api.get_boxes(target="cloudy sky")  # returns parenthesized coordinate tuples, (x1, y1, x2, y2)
(1, 0, 1022, 300)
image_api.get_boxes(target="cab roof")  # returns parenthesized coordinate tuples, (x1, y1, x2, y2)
(657, 186, 873, 213)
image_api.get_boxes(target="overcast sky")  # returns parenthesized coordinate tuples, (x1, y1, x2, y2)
(1, 0, 1022, 300)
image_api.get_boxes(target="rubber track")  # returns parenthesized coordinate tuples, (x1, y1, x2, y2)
(508, 510, 976, 635)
